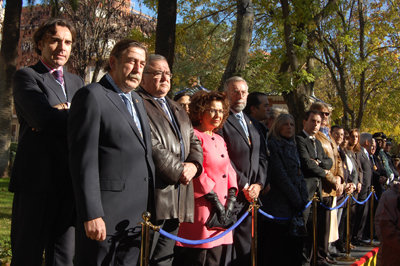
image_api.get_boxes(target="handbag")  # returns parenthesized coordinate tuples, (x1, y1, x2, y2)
(205, 210, 236, 230)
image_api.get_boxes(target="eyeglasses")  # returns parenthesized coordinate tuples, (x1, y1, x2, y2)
(144, 70, 172, 79)
(206, 108, 224, 116)
(320, 112, 330, 117)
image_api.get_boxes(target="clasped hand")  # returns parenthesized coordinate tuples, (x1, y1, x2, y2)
(179, 162, 197, 185)
(243, 183, 262, 202)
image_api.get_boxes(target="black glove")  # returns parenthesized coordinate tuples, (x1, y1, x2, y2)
(224, 188, 237, 227)
(204, 190, 226, 229)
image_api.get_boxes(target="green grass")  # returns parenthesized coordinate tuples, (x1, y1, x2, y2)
(0, 177, 12, 263)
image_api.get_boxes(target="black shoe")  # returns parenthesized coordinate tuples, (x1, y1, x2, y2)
(325, 256, 337, 264)
(334, 241, 346, 253)
(317, 260, 330, 266)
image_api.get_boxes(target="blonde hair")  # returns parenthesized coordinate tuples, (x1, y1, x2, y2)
(268, 113, 295, 140)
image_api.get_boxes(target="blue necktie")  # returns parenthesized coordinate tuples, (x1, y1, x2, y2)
(235, 113, 249, 137)
(156, 98, 185, 161)
(121, 94, 143, 138)
(235, 113, 251, 144)
(157, 98, 173, 122)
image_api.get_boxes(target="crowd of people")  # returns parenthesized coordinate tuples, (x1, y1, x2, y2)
(8, 17, 400, 266)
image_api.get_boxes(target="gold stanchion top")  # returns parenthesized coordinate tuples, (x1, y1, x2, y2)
(312, 192, 320, 202)
(370, 185, 375, 193)
(142, 211, 151, 221)
(139, 211, 161, 231)
(247, 199, 260, 212)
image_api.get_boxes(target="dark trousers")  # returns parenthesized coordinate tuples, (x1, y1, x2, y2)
(11, 191, 75, 266)
(353, 192, 370, 241)
(317, 196, 332, 261)
(150, 219, 179, 266)
(173, 245, 223, 266)
(303, 196, 332, 264)
(259, 220, 303, 266)
(336, 206, 346, 251)
(220, 201, 252, 266)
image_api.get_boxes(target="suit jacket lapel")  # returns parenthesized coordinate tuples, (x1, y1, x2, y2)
(227, 113, 250, 146)
(131, 92, 151, 147)
(149, 96, 179, 138)
(33, 61, 67, 103)
(63, 70, 79, 102)
(300, 131, 317, 159)
(166, 98, 182, 130)
(243, 113, 254, 145)
(362, 149, 373, 168)
(159, 97, 175, 128)
(100, 77, 145, 148)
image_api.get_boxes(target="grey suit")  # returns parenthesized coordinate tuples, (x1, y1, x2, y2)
(10, 61, 83, 266)
(68, 75, 155, 265)
(353, 148, 373, 241)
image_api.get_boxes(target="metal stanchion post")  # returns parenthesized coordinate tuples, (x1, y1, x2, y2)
(251, 199, 259, 266)
(312, 193, 319, 266)
(140, 212, 151, 266)
(369, 186, 375, 246)
(337, 193, 356, 262)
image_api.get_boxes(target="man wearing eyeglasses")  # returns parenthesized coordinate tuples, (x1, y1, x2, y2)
(219, 77, 268, 266)
(137, 54, 203, 266)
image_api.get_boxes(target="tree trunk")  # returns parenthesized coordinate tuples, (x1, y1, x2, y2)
(219, 0, 254, 91)
(356, 0, 365, 129)
(91, 60, 103, 83)
(281, 0, 338, 133)
(155, 0, 177, 70)
(0, 0, 22, 177)
(280, 0, 312, 133)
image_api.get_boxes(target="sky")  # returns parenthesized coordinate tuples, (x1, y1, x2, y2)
(19, 0, 157, 18)
(131, 0, 156, 18)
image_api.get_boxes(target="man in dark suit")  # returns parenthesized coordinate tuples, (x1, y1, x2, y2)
(219, 76, 268, 266)
(243, 91, 270, 141)
(9, 18, 83, 266)
(296, 110, 333, 266)
(352, 133, 374, 243)
(68, 39, 155, 265)
(137, 54, 203, 266)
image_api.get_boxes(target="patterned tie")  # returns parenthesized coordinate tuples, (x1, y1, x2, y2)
(310, 137, 318, 157)
(53, 70, 64, 86)
(235, 113, 251, 144)
(156, 98, 185, 161)
(121, 94, 142, 138)
(235, 113, 249, 137)
(156, 98, 173, 122)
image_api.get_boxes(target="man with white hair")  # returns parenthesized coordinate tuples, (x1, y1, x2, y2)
(219, 76, 268, 265)
(352, 133, 374, 244)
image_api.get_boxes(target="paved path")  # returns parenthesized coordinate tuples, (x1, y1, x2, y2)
(329, 241, 379, 265)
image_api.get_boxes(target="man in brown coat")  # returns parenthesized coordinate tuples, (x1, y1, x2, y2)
(137, 54, 203, 266)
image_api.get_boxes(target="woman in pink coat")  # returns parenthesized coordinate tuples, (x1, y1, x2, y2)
(174, 91, 238, 266)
